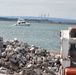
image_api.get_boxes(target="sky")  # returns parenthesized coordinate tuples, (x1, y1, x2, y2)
(0, 0, 76, 19)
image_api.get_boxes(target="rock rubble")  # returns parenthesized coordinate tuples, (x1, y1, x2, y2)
(0, 37, 60, 75)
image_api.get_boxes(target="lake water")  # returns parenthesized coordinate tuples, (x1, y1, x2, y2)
(0, 21, 76, 51)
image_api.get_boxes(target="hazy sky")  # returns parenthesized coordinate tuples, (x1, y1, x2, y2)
(0, 0, 76, 19)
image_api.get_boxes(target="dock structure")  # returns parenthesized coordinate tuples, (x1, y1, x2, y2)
(59, 27, 76, 75)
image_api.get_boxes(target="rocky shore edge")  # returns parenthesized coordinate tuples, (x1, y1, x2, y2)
(0, 37, 60, 75)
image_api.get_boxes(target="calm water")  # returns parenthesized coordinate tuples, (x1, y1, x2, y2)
(0, 21, 76, 51)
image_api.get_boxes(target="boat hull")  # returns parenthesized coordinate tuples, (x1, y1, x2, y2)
(16, 23, 30, 26)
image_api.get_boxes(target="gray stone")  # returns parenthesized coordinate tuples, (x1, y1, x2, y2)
(1, 52, 7, 57)
(19, 71, 23, 75)
(27, 64, 33, 68)
(0, 37, 59, 75)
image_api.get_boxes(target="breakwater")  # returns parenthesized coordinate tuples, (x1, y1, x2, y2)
(0, 37, 60, 75)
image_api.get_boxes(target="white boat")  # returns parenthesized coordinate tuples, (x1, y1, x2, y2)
(15, 19, 30, 26)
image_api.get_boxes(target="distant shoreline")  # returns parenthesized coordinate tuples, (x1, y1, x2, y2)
(1, 20, 76, 25)
(0, 17, 76, 25)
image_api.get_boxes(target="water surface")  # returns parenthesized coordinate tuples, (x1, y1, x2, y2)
(0, 21, 75, 51)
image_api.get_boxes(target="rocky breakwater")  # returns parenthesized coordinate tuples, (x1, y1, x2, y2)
(0, 37, 60, 75)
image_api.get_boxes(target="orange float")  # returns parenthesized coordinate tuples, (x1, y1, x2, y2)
(64, 67, 76, 75)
